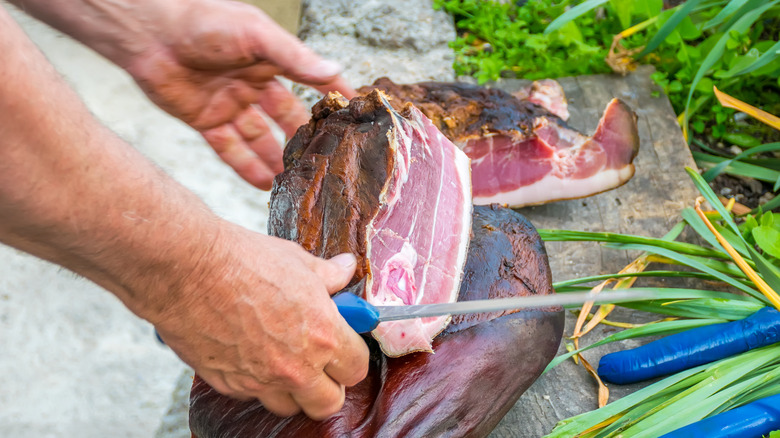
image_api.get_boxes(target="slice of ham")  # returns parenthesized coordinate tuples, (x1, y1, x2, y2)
(360, 78, 640, 208)
(467, 99, 638, 206)
(365, 93, 472, 356)
(269, 90, 471, 357)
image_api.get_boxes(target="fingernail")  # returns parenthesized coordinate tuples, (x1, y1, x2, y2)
(330, 253, 357, 269)
(315, 59, 344, 77)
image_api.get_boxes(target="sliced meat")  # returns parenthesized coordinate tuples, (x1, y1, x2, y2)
(269, 90, 472, 357)
(361, 78, 640, 208)
(189, 205, 564, 438)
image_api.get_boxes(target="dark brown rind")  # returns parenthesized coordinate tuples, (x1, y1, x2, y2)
(190, 205, 563, 438)
(359, 77, 556, 143)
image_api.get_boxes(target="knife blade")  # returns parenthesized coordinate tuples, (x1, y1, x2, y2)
(333, 289, 685, 333)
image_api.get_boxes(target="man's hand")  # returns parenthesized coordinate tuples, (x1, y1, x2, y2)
(154, 225, 369, 419)
(1, 5, 367, 420)
(9, 0, 355, 189)
(121, 0, 355, 189)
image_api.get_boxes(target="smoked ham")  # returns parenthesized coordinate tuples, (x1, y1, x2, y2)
(360, 78, 640, 208)
(269, 90, 472, 356)
(188, 91, 563, 438)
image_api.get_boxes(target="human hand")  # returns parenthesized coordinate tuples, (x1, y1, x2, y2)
(153, 222, 369, 419)
(119, 0, 355, 189)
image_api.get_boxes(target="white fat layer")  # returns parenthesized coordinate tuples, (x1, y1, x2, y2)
(474, 165, 634, 208)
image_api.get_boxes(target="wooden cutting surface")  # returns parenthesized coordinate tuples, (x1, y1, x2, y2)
(487, 66, 701, 437)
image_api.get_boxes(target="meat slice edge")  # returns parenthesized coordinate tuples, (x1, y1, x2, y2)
(365, 94, 473, 357)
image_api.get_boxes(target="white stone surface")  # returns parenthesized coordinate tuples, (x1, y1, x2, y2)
(1, 4, 270, 437)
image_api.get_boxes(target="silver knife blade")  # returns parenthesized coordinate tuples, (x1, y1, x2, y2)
(375, 289, 677, 322)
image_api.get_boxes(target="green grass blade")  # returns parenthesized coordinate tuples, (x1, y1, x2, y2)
(608, 242, 764, 300)
(621, 297, 764, 320)
(621, 345, 780, 437)
(694, 152, 780, 183)
(543, 318, 726, 373)
(681, 1, 778, 131)
(717, 0, 772, 32)
(686, 167, 744, 238)
(544, 0, 609, 34)
(552, 271, 724, 289)
(703, 0, 749, 29)
(747, 246, 780, 295)
(681, 207, 728, 253)
(636, 0, 704, 58)
(702, 142, 780, 181)
(723, 40, 780, 77)
(539, 229, 731, 260)
(754, 194, 780, 213)
(545, 364, 713, 437)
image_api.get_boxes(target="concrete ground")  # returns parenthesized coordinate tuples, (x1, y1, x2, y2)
(1, 1, 454, 436)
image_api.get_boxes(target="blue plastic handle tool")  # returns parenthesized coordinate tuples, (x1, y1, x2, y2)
(333, 293, 380, 333)
(660, 394, 780, 438)
(598, 307, 780, 384)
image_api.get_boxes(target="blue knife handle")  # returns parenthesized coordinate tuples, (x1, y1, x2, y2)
(660, 393, 780, 438)
(333, 293, 380, 333)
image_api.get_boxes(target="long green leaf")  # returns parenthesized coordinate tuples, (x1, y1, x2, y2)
(545, 364, 713, 437)
(544, 0, 609, 34)
(539, 229, 730, 260)
(703, 0, 749, 29)
(609, 242, 764, 300)
(681, 207, 727, 253)
(621, 297, 764, 320)
(717, 0, 772, 32)
(747, 246, 780, 295)
(624, 348, 780, 437)
(754, 194, 780, 213)
(686, 167, 744, 239)
(636, 0, 705, 58)
(543, 318, 726, 373)
(553, 270, 722, 289)
(702, 142, 780, 181)
(695, 152, 780, 184)
(724, 40, 780, 77)
(682, 1, 779, 131)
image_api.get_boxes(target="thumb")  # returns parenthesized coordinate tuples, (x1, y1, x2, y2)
(313, 253, 357, 295)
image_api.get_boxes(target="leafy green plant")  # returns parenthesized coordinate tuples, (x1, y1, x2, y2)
(540, 168, 780, 436)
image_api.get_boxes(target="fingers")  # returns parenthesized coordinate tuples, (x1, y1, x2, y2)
(312, 76, 358, 100)
(291, 373, 346, 420)
(201, 123, 277, 189)
(310, 253, 357, 294)
(257, 390, 301, 418)
(256, 80, 312, 138)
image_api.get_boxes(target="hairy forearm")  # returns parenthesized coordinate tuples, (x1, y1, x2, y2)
(5, 0, 174, 68)
(0, 8, 221, 320)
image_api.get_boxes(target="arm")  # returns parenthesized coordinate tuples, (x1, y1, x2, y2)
(0, 7, 368, 419)
(7, 0, 355, 189)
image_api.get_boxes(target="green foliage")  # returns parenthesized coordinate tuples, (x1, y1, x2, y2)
(433, 0, 618, 82)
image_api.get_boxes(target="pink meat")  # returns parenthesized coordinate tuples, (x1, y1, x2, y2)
(365, 95, 472, 357)
(467, 99, 639, 207)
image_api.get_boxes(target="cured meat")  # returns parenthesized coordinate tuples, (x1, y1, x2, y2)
(360, 78, 640, 208)
(189, 205, 564, 438)
(269, 90, 472, 357)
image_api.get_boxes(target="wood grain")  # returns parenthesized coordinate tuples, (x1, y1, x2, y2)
(487, 66, 700, 437)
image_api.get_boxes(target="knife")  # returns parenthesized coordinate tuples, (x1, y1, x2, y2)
(334, 289, 679, 333)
